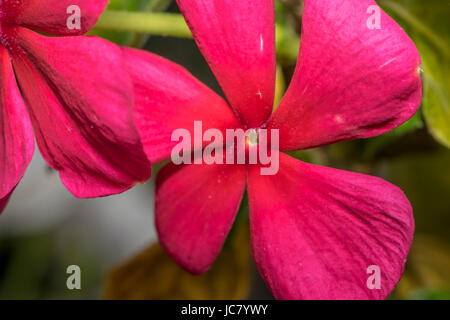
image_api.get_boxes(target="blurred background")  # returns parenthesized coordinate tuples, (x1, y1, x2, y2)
(0, 0, 448, 300)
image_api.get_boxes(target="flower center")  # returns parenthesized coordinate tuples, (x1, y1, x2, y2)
(245, 128, 259, 147)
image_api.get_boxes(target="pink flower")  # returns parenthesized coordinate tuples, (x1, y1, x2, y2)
(126, 0, 422, 299)
(0, 0, 151, 212)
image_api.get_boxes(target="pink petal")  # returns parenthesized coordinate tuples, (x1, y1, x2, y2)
(176, 0, 276, 127)
(0, 188, 14, 214)
(268, 0, 422, 151)
(248, 153, 414, 299)
(0, 46, 34, 206)
(10, 28, 151, 198)
(156, 159, 246, 274)
(3, 0, 107, 36)
(123, 47, 241, 164)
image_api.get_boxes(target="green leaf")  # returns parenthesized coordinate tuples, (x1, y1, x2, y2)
(420, 40, 450, 148)
(380, 0, 450, 148)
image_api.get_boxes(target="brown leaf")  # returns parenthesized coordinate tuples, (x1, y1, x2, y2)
(104, 222, 251, 300)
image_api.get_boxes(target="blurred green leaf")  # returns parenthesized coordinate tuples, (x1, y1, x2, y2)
(0, 232, 102, 299)
(380, 0, 450, 148)
(409, 288, 450, 300)
(420, 40, 450, 148)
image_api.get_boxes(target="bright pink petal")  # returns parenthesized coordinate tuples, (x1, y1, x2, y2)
(0, 188, 14, 214)
(123, 47, 241, 164)
(176, 0, 276, 127)
(248, 153, 414, 300)
(0, 46, 34, 206)
(3, 0, 107, 36)
(10, 29, 151, 198)
(156, 159, 246, 274)
(268, 0, 422, 151)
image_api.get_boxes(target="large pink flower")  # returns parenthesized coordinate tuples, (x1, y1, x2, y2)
(0, 0, 151, 212)
(126, 0, 422, 299)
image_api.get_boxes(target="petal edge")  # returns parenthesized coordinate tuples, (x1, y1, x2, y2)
(269, 0, 422, 151)
(156, 160, 246, 274)
(11, 29, 151, 198)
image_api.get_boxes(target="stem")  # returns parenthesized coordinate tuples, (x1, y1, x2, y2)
(94, 10, 300, 62)
(94, 10, 192, 38)
(380, 0, 449, 57)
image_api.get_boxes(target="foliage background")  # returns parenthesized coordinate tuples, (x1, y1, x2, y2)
(0, 0, 448, 300)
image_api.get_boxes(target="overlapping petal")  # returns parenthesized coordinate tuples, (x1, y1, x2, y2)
(247, 153, 414, 299)
(123, 48, 241, 164)
(0, 45, 34, 207)
(3, 0, 107, 36)
(268, 0, 422, 151)
(176, 0, 276, 127)
(10, 28, 151, 198)
(156, 158, 246, 274)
